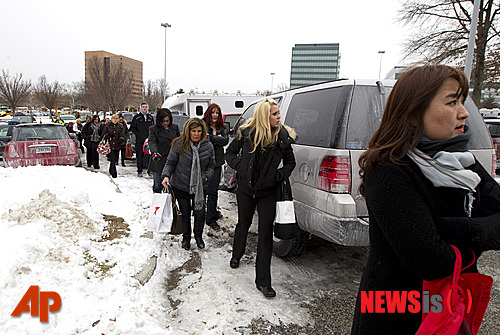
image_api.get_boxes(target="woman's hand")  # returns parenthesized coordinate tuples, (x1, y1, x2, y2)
(162, 177, 170, 187)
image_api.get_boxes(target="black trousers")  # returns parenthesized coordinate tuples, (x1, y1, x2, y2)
(87, 142, 100, 168)
(206, 166, 222, 225)
(109, 149, 119, 178)
(119, 145, 126, 164)
(232, 190, 276, 287)
(136, 139, 148, 173)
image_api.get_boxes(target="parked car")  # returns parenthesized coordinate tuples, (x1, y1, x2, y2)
(484, 118, 500, 170)
(0, 123, 16, 157)
(3, 123, 81, 168)
(232, 79, 495, 257)
(60, 114, 77, 124)
(172, 114, 190, 134)
(9, 115, 36, 124)
(222, 113, 241, 132)
(121, 112, 135, 124)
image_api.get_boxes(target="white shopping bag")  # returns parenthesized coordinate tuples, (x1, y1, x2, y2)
(147, 192, 173, 233)
(275, 200, 295, 224)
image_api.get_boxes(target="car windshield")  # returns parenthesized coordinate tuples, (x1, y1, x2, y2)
(14, 126, 70, 141)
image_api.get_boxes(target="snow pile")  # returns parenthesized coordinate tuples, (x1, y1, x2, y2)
(0, 165, 310, 334)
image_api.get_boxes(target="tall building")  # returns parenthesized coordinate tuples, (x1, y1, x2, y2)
(84, 50, 143, 99)
(289, 43, 340, 89)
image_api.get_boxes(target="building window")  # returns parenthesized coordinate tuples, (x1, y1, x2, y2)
(235, 101, 244, 108)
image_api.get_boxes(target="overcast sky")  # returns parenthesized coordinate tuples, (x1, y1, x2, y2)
(1, 0, 407, 94)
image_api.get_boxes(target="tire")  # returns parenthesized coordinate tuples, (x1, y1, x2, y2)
(273, 228, 309, 257)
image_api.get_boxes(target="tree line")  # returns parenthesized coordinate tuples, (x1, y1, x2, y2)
(0, 56, 166, 115)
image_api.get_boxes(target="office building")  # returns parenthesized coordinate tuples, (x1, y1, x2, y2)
(290, 43, 340, 89)
(85, 50, 143, 99)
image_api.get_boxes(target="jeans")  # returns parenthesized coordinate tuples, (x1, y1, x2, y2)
(206, 166, 222, 225)
(177, 197, 206, 239)
(152, 172, 163, 193)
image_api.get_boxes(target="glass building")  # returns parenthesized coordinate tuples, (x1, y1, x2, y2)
(290, 43, 340, 89)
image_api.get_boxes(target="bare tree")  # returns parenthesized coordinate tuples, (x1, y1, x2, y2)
(85, 56, 134, 112)
(398, 0, 500, 105)
(0, 70, 32, 112)
(143, 79, 166, 111)
(63, 81, 86, 110)
(33, 75, 63, 116)
(275, 83, 290, 92)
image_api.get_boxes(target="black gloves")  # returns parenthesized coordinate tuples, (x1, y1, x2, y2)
(436, 216, 472, 246)
(152, 152, 161, 162)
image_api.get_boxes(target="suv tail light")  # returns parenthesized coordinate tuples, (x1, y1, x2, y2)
(6, 143, 19, 158)
(317, 155, 351, 193)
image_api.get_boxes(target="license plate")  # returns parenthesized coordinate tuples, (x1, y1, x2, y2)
(35, 147, 51, 154)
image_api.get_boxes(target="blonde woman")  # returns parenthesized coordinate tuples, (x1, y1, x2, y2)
(161, 118, 215, 250)
(225, 98, 297, 298)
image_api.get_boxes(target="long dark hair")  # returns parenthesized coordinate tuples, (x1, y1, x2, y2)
(358, 65, 469, 196)
(171, 117, 208, 156)
(203, 103, 224, 129)
(155, 108, 173, 128)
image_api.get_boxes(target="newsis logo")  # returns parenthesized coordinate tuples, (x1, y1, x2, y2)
(360, 290, 473, 314)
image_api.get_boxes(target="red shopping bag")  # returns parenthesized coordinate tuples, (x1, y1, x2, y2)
(125, 143, 132, 158)
(417, 246, 492, 335)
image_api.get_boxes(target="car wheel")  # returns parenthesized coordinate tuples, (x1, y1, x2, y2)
(273, 228, 309, 257)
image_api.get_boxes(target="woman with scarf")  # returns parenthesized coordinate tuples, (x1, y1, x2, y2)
(101, 114, 125, 178)
(149, 109, 180, 193)
(352, 65, 500, 334)
(225, 98, 297, 298)
(161, 118, 215, 250)
(202, 103, 229, 230)
(81, 114, 104, 169)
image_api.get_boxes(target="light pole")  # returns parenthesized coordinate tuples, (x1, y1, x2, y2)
(270, 72, 275, 93)
(161, 22, 171, 102)
(378, 51, 385, 79)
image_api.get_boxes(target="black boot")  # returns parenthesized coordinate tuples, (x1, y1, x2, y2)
(182, 219, 192, 250)
(194, 221, 205, 249)
(181, 237, 190, 250)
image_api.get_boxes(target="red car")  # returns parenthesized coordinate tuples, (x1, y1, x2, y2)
(3, 123, 81, 168)
(222, 113, 241, 132)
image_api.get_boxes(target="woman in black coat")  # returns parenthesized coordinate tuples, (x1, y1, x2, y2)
(101, 114, 125, 178)
(81, 114, 104, 169)
(161, 118, 215, 251)
(149, 109, 180, 193)
(352, 65, 500, 334)
(202, 103, 229, 230)
(225, 98, 296, 298)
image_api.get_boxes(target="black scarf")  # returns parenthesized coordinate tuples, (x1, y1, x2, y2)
(417, 125, 471, 155)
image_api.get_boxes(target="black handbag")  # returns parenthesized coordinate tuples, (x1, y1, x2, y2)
(274, 177, 299, 239)
(167, 185, 183, 235)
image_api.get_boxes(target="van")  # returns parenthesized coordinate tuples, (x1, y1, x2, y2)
(232, 79, 495, 256)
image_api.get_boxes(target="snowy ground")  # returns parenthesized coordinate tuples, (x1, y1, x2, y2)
(2, 145, 500, 334)
(0, 158, 311, 334)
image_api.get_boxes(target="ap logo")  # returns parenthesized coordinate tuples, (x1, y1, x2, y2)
(11, 286, 61, 322)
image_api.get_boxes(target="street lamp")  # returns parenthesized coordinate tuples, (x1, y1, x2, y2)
(161, 22, 171, 102)
(270, 72, 275, 93)
(378, 51, 385, 79)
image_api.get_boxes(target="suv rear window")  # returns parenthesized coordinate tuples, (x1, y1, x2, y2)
(346, 85, 390, 150)
(285, 86, 352, 147)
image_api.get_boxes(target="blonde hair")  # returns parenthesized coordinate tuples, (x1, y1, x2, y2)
(239, 98, 280, 153)
(111, 114, 119, 120)
(172, 117, 208, 156)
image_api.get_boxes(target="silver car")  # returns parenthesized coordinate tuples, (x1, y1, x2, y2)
(232, 79, 494, 256)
